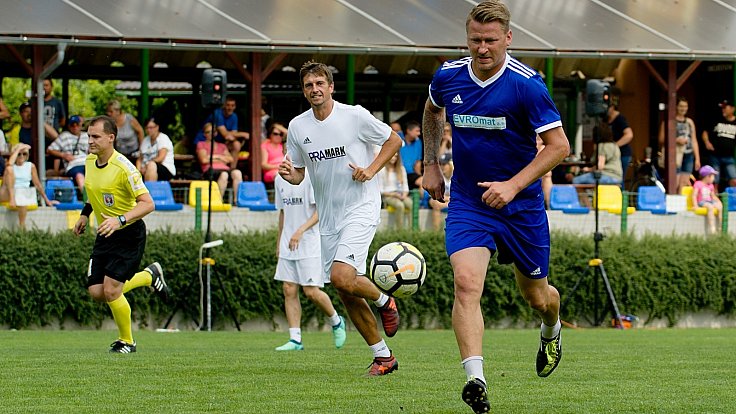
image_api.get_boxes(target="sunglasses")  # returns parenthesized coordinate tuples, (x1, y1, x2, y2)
(19, 152, 29, 157)
(271, 131, 284, 137)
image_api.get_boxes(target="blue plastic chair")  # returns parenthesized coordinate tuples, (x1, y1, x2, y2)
(145, 181, 183, 211)
(237, 181, 276, 211)
(636, 186, 672, 215)
(45, 179, 84, 210)
(726, 187, 736, 212)
(550, 185, 589, 214)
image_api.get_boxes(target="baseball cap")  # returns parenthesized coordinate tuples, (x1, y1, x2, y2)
(719, 99, 734, 107)
(439, 151, 452, 164)
(18, 101, 31, 112)
(68, 115, 82, 125)
(699, 165, 718, 177)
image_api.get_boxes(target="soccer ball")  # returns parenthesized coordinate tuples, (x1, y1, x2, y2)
(370, 242, 426, 298)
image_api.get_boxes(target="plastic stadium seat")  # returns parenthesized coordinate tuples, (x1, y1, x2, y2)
(188, 180, 232, 212)
(45, 179, 83, 210)
(593, 185, 635, 215)
(681, 186, 718, 216)
(236, 181, 276, 211)
(549, 185, 589, 214)
(636, 186, 673, 215)
(145, 181, 183, 211)
(726, 187, 736, 212)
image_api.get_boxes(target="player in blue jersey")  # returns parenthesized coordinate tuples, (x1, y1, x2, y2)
(422, 2, 570, 412)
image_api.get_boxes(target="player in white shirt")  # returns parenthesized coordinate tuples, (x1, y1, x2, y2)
(279, 61, 403, 376)
(273, 170, 347, 351)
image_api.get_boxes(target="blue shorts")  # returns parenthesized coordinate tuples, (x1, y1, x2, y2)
(445, 195, 550, 279)
(678, 152, 694, 175)
(66, 165, 85, 179)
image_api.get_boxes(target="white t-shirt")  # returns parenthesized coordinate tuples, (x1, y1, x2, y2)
(47, 131, 89, 172)
(139, 132, 176, 176)
(274, 173, 320, 260)
(287, 101, 392, 235)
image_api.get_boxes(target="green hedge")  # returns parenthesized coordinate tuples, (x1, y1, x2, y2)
(1, 230, 735, 329)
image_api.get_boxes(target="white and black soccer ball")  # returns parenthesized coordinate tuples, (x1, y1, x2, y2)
(370, 241, 426, 298)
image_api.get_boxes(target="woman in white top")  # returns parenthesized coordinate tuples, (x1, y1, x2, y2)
(378, 152, 413, 229)
(0, 143, 54, 229)
(138, 117, 176, 181)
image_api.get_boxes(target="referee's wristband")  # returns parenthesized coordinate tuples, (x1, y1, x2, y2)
(80, 203, 93, 218)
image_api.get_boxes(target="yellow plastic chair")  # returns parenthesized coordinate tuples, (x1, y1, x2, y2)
(593, 185, 635, 215)
(188, 180, 232, 212)
(680, 186, 717, 216)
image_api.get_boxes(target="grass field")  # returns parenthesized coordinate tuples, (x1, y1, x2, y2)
(1, 328, 734, 413)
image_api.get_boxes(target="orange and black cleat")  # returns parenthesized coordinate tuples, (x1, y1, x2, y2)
(367, 354, 399, 376)
(378, 297, 400, 337)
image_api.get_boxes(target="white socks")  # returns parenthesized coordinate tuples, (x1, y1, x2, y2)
(328, 312, 341, 327)
(373, 292, 389, 308)
(462, 356, 485, 384)
(289, 328, 302, 343)
(541, 319, 561, 339)
(369, 339, 391, 358)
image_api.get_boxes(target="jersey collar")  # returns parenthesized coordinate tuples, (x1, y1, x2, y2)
(467, 53, 509, 88)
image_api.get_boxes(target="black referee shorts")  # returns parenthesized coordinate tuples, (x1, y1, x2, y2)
(86, 220, 147, 287)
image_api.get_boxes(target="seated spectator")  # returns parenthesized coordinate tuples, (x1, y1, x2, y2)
(378, 152, 412, 229)
(428, 152, 453, 231)
(7, 102, 58, 147)
(693, 165, 722, 236)
(0, 144, 54, 230)
(400, 120, 423, 190)
(390, 121, 404, 139)
(46, 115, 88, 195)
(194, 96, 250, 170)
(261, 123, 287, 187)
(572, 126, 623, 185)
(107, 99, 144, 164)
(196, 123, 243, 201)
(440, 123, 452, 156)
(138, 117, 176, 181)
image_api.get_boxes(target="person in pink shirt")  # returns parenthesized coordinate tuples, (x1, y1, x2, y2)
(196, 123, 243, 202)
(692, 165, 722, 235)
(261, 124, 287, 186)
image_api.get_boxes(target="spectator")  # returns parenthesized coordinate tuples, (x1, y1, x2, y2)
(196, 123, 242, 201)
(658, 96, 700, 194)
(701, 99, 736, 189)
(400, 120, 423, 189)
(138, 117, 175, 182)
(0, 97, 10, 121)
(261, 123, 287, 186)
(607, 101, 634, 184)
(0, 143, 54, 230)
(106, 100, 144, 164)
(428, 152, 453, 231)
(692, 165, 722, 235)
(7, 101, 58, 147)
(46, 115, 88, 195)
(43, 78, 66, 131)
(572, 123, 623, 185)
(195, 96, 250, 170)
(0, 128, 7, 176)
(440, 123, 453, 156)
(378, 152, 412, 229)
(390, 121, 404, 139)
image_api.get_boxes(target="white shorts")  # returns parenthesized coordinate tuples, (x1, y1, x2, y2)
(274, 257, 326, 287)
(321, 223, 377, 277)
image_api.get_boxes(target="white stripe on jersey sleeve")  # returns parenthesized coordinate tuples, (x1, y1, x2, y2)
(535, 121, 563, 134)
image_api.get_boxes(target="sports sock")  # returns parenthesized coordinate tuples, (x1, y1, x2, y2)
(541, 319, 561, 339)
(461, 356, 485, 384)
(369, 339, 391, 358)
(107, 295, 134, 344)
(122, 270, 152, 294)
(289, 328, 302, 343)
(328, 312, 341, 327)
(373, 293, 389, 308)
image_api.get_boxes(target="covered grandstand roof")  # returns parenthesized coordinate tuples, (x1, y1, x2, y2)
(0, 0, 734, 60)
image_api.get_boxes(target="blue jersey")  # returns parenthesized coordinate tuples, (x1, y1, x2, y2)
(428, 54, 561, 207)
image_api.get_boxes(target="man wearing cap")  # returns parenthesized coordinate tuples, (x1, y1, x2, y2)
(47, 115, 88, 195)
(701, 99, 736, 188)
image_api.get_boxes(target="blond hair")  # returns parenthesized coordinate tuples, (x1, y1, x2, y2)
(466, 0, 511, 33)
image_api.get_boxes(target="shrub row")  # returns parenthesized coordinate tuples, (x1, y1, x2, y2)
(1, 230, 735, 329)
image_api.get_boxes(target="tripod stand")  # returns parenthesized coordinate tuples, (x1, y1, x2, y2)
(563, 119, 626, 328)
(198, 240, 241, 331)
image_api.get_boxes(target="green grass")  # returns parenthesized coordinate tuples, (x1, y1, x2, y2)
(1, 328, 735, 413)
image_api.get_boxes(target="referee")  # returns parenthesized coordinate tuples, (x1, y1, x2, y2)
(73, 115, 170, 353)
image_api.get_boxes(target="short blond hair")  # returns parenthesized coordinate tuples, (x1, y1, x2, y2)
(466, 0, 511, 33)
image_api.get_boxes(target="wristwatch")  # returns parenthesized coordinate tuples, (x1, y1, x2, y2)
(117, 215, 127, 227)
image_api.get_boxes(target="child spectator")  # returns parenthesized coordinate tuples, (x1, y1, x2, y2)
(0, 143, 54, 229)
(428, 152, 453, 231)
(692, 165, 723, 235)
(378, 152, 412, 229)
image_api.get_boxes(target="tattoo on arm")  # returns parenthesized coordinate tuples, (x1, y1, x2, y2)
(422, 101, 444, 164)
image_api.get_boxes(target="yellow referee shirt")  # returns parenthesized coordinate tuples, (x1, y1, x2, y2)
(84, 150, 148, 227)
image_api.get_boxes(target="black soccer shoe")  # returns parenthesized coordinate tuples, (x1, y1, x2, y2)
(145, 262, 170, 303)
(109, 340, 136, 354)
(536, 331, 562, 377)
(462, 377, 490, 413)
